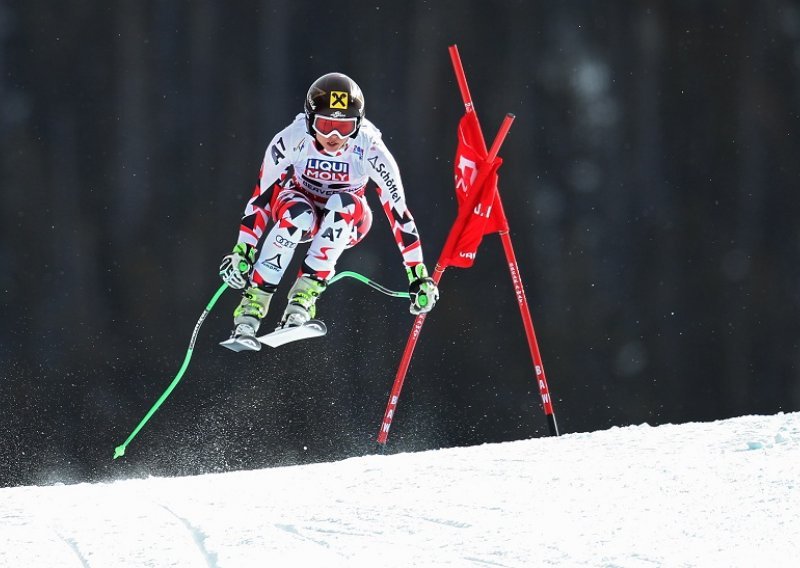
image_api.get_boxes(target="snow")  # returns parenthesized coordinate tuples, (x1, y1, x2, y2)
(1, 413, 798, 567)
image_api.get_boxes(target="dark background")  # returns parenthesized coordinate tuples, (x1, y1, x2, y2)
(2, 1, 799, 488)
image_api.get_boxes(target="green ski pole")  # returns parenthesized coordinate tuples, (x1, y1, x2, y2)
(113, 271, 401, 459)
(328, 270, 410, 298)
(113, 283, 228, 459)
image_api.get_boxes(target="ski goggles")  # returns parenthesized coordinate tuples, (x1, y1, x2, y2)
(312, 115, 358, 138)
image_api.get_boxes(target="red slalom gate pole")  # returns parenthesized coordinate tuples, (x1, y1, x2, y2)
(495, 198, 559, 436)
(376, 114, 516, 447)
(449, 44, 560, 436)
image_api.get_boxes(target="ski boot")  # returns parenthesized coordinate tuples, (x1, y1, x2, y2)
(280, 275, 327, 328)
(221, 286, 274, 352)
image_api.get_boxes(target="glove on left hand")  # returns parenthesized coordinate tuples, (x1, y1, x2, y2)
(407, 264, 439, 315)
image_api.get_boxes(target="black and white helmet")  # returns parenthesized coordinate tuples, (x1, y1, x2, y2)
(304, 72, 365, 139)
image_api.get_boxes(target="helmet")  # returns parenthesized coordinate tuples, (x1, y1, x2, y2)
(304, 72, 365, 138)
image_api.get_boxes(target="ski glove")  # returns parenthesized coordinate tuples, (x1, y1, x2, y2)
(407, 264, 439, 315)
(219, 243, 256, 289)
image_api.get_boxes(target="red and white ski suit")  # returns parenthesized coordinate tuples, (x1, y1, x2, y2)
(237, 114, 425, 288)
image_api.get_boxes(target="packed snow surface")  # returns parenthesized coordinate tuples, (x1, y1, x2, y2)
(1, 412, 798, 567)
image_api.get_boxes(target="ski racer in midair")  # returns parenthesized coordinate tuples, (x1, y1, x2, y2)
(218, 72, 439, 350)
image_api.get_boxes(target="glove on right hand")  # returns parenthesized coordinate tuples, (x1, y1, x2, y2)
(219, 243, 256, 289)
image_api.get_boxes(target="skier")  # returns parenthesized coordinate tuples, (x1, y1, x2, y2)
(218, 72, 439, 351)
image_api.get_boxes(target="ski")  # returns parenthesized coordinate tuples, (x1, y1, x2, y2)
(219, 334, 261, 352)
(258, 319, 327, 348)
(220, 320, 327, 351)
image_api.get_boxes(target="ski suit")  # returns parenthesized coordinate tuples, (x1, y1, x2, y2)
(237, 114, 425, 289)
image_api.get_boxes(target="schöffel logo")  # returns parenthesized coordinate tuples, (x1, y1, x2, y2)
(305, 158, 350, 182)
(367, 155, 400, 202)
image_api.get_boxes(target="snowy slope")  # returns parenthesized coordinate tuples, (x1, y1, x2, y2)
(1, 413, 798, 567)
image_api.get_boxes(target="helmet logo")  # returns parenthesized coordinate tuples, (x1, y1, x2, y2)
(330, 91, 349, 110)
